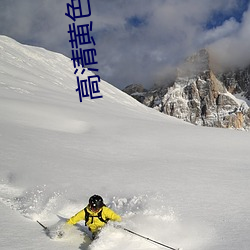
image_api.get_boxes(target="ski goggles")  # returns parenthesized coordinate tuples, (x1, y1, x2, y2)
(89, 204, 101, 212)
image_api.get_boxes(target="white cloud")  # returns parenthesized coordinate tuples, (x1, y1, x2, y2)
(200, 18, 240, 45)
(209, 5, 250, 68)
(0, 0, 249, 88)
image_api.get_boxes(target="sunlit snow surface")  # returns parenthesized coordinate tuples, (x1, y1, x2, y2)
(0, 36, 250, 250)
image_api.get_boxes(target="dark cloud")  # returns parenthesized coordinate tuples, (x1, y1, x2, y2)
(0, 0, 249, 89)
(0, 0, 70, 52)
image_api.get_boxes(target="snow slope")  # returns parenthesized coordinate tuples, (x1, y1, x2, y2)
(0, 35, 250, 250)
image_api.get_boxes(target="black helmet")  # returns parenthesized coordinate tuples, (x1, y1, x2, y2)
(89, 195, 104, 210)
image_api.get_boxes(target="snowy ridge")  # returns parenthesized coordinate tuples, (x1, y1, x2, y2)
(0, 35, 147, 109)
(1, 36, 250, 250)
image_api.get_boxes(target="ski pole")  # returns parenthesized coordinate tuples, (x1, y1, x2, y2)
(122, 227, 180, 250)
(37, 220, 48, 231)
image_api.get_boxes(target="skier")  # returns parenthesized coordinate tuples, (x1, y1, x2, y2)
(66, 194, 122, 239)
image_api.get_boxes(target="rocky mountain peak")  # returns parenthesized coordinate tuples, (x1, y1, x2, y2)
(123, 49, 250, 130)
(123, 83, 147, 95)
(177, 49, 210, 78)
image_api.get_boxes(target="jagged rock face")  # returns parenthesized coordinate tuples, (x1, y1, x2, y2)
(161, 50, 250, 129)
(123, 84, 147, 103)
(123, 84, 146, 95)
(162, 50, 250, 129)
(162, 73, 249, 128)
(123, 49, 250, 130)
(218, 66, 250, 99)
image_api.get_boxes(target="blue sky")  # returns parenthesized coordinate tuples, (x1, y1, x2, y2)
(0, 0, 249, 89)
(206, 0, 249, 29)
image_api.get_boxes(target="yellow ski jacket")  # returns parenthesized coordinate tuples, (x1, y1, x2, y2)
(67, 206, 121, 233)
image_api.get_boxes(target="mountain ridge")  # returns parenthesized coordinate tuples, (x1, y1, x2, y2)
(123, 49, 250, 130)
